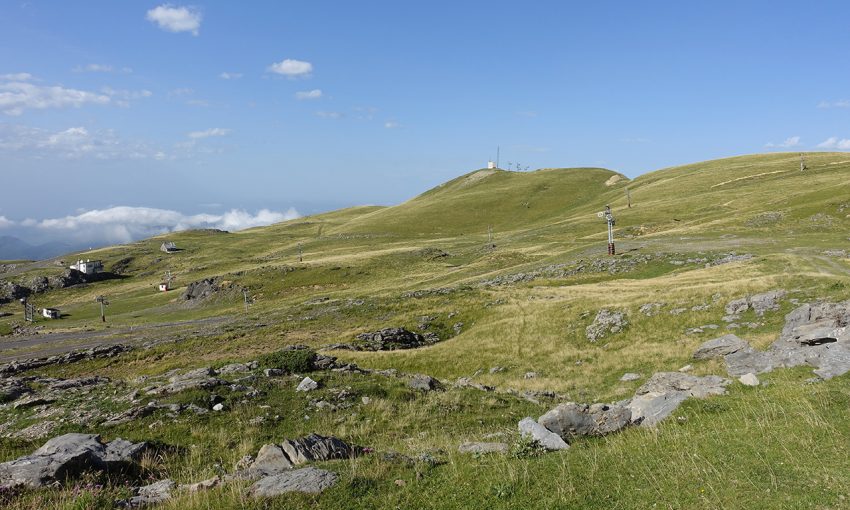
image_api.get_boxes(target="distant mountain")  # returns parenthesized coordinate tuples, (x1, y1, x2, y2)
(0, 236, 76, 261)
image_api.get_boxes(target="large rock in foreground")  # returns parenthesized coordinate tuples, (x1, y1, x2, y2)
(538, 403, 631, 438)
(0, 433, 148, 489)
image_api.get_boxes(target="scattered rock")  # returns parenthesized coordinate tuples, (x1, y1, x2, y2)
(739, 373, 759, 386)
(678, 364, 693, 373)
(124, 479, 175, 507)
(409, 374, 441, 391)
(518, 417, 569, 451)
(250, 467, 338, 496)
(281, 434, 360, 465)
(693, 334, 750, 360)
(352, 328, 436, 351)
(620, 373, 641, 382)
(180, 476, 220, 493)
(296, 377, 319, 392)
(523, 371, 538, 379)
(0, 433, 148, 489)
(749, 290, 786, 316)
(586, 309, 628, 342)
(264, 368, 284, 377)
(725, 298, 749, 315)
(457, 442, 508, 454)
(212, 403, 224, 411)
(639, 303, 664, 317)
(627, 372, 730, 427)
(538, 403, 631, 439)
(12, 420, 57, 440)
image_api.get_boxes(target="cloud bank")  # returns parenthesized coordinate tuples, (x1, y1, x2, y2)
(5, 206, 300, 246)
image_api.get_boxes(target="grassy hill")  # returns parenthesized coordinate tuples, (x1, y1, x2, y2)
(1, 152, 850, 509)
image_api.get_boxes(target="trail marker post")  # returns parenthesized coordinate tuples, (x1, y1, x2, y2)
(95, 295, 109, 322)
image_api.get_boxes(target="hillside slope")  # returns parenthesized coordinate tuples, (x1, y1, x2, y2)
(1, 152, 850, 510)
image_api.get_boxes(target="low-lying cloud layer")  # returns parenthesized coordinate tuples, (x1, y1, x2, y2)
(1, 206, 300, 247)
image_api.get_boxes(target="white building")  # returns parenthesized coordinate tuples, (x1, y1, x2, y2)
(42, 308, 60, 319)
(69, 259, 103, 275)
(160, 241, 178, 253)
(487, 161, 496, 169)
(158, 283, 170, 292)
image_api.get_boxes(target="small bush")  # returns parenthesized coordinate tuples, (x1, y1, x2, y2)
(510, 435, 547, 459)
(259, 348, 316, 373)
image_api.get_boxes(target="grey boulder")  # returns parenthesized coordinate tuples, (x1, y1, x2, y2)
(693, 334, 750, 360)
(0, 433, 148, 489)
(518, 417, 569, 450)
(250, 466, 338, 497)
(538, 403, 631, 438)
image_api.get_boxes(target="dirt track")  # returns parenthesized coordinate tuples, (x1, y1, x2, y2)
(0, 316, 231, 362)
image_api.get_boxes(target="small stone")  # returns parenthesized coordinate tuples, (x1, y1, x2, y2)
(395, 479, 406, 487)
(361, 396, 371, 405)
(296, 377, 318, 392)
(678, 365, 693, 373)
(264, 368, 284, 377)
(212, 403, 224, 411)
(620, 373, 641, 382)
(739, 373, 760, 386)
(457, 442, 508, 454)
(523, 371, 538, 379)
(409, 374, 441, 391)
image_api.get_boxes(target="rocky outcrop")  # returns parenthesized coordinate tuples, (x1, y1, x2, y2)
(585, 309, 628, 342)
(0, 344, 132, 377)
(249, 467, 338, 497)
(0, 433, 148, 489)
(538, 402, 631, 438)
(627, 372, 730, 427)
(693, 334, 750, 360)
(351, 328, 435, 351)
(698, 301, 850, 380)
(240, 434, 360, 481)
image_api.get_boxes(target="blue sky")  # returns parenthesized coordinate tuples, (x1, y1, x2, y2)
(2, 1, 850, 247)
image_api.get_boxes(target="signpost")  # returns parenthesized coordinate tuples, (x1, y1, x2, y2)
(597, 205, 616, 255)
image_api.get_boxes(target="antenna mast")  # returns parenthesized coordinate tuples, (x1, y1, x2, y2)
(496, 146, 500, 169)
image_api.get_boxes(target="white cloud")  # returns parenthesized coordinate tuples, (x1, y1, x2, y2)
(101, 87, 153, 107)
(0, 73, 33, 81)
(73, 64, 132, 74)
(219, 72, 243, 80)
(295, 89, 322, 100)
(0, 216, 13, 228)
(765, 136, 801, 149)
(384, 120, 400, 129)
(0, 124, 165, 160)
(267, 59, 313, 78)
(817, 100, 850, 109)
(188, 127, 231, 139)
(817, 136, 850, 150)
(33, 206, 300, 244)
(0, 79, 111, 116)
(315, 111, 343, 119)
(146, 4, 202, 35)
